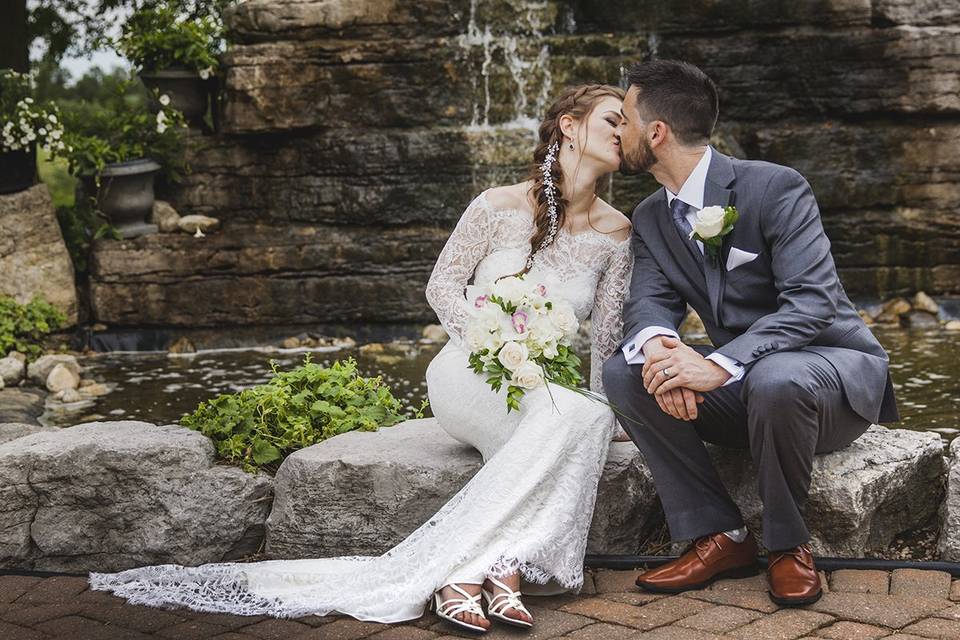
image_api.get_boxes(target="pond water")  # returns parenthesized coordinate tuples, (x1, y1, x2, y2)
(47, 326, 958, 440)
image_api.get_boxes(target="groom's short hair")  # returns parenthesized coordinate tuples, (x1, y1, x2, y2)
(626, 60, 718, 146)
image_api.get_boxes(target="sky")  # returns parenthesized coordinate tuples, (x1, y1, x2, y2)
(60, 49, 128, 80)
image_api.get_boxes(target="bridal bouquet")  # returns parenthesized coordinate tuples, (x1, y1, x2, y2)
(464, 275, 584, 412)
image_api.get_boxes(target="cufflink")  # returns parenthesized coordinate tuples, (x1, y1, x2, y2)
(628, 344, 637, 352)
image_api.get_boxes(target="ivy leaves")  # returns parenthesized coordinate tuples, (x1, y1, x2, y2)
(180, 355, 426, 474)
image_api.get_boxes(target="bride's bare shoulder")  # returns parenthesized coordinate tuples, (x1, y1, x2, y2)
(592, 198, 632, 242)
(483, 182, 535, 213)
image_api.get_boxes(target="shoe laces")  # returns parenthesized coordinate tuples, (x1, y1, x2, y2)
(770, 544, 814, 570)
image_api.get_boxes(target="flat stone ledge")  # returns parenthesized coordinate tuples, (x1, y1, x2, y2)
(265, 418, 664, 559)
(710, 425, 945, 556)
(0, 420, 273, 572)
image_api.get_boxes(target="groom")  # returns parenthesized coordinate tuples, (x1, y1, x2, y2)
(602, 60, 899, 606)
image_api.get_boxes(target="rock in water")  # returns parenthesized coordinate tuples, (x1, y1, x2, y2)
(0, 421, 274, 572)
(152, 200, 182, 233)
(875, 297, 912, 324)
(168, 336, 196, 354)
(45, 363, 80, 392)
(0, 356, 25, 386)
(0, 185, 78, 325)
(710, 425, 944, 556)
(0, 388, 45, 425)
(901, 310, 940, 329)
(27, 354, 81, 386)
(912, 291, 940, 315)
(946, 320, 960, 331)
(0, 423, 55, 445)
(421, 324, 448, 343)
(265, 418, 663, 558)
(177, 214, 221, 234)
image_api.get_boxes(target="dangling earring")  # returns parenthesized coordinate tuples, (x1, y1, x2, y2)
(568, 141, 574, 150)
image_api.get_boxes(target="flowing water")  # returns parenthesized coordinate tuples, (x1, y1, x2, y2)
(45, 326, 959, 441)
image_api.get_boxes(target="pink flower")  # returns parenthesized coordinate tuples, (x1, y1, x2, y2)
(536, 284, 547, 297)
(512, 310, 529, 334)
(474, 295, 488, 308)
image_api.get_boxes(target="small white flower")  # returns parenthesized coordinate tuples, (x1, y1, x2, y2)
(157, 111, 167, 123)
(198, 67, 211, 80)
(159, 94, 171, 106)
(690, 205, 726, 240)
(47, 114, 57, 124)
(51, 129, 62, 140)
(38, 127, 47, 136)
(157, 122, 168, 134)
(497, 341, 529, 371)
(23, 97, 33, 104)
(511, 361, 544, 390)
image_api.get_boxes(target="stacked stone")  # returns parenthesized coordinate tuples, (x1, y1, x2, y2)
(88, 0, 960, 326)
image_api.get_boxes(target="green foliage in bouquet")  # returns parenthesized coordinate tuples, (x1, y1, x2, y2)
(0, 296, 67, 360)
(181, 356, 426, 474)
(468, 345, 584, 413)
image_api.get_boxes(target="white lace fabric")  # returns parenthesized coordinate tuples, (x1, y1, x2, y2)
(89, 190, 635, 624)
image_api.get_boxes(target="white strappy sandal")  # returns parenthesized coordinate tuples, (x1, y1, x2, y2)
(481, 576, 534, 629)
(432, 583, 488, 634)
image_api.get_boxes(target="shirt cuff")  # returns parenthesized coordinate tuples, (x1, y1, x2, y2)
(621, 326, 680, 365)
(705, 352, 745, 386)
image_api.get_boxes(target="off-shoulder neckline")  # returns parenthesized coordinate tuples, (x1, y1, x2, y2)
(477, 190, 630, 248)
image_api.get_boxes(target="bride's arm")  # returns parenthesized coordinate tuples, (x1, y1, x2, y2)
(425, 193, 492, 344)
(589, 238, 634, 394)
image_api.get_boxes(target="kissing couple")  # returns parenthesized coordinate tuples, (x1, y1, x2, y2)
(90, 59, 898, 633)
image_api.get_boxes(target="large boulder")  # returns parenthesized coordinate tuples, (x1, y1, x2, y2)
(266, 418, 483, 558)
(266, 418, 663, 559)
(0, 423, 55, 445)
(938, 437, 960, 561)
(0, 184, 78, 325)
(710, 425, 945, 556)
(0, 421, 274, 572)
(0, 355, 25, 385)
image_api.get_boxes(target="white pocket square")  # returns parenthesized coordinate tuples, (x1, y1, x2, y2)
(726, 247, 759, 272)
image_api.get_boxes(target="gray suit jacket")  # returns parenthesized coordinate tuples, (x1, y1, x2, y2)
(620, 148, 899, 424)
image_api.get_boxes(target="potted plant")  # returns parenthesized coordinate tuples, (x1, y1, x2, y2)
(113, 2, 232, 129)
(0, 70, 68, 194)
(61, 81, 187, 238)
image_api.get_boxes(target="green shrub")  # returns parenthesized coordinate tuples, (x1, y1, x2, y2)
(180, 356, 426, 474)
(0, 296, 67, 360)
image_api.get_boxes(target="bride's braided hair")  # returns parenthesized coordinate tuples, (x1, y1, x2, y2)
(520, 83, 625, 274)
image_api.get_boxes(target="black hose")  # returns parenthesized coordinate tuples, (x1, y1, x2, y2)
(5, 555, 960, 580)
(585, 554, 960, 577)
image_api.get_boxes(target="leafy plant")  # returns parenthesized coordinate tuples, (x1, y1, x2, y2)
(0, 296, 67, 360)
(114, 3, 227, 75)
(59, 79, 188, 181)
(181, 356, 427, 474)
(0, 69, 68, 156)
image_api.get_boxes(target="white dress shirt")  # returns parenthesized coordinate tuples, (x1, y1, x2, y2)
(622, 146, 744, 386)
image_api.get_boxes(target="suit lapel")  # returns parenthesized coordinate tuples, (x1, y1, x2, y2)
(702, 150, 736, 327)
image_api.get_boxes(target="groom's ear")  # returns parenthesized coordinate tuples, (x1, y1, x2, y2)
(650, 120, 670, 148)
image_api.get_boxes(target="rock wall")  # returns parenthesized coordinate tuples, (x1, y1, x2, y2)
(88, 0, 960, 327)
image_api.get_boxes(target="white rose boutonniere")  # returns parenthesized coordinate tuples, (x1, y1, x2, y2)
(689, 205, 739, 266)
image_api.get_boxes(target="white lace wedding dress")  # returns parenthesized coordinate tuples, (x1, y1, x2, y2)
(88, 189, 633, 624)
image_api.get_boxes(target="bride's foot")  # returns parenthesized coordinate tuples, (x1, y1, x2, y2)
(435, 583, 490, 632)
(482, 574, 534, 627)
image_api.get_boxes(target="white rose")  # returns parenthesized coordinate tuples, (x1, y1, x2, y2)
(492, 276, 530, 305)
(690, 205, 726, 240)
(511, 361, 544, 390)
(551, 301, 578, 339)
(497, 341, 528, 371)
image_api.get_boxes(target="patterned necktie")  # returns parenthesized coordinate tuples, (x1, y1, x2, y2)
(670, 197, 702, 261)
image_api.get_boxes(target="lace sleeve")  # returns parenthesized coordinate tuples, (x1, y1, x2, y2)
(425, 193, 492, 344)
(589, 238, 633, 394)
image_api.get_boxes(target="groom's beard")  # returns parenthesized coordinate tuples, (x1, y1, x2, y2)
(619, 137, 658, 176)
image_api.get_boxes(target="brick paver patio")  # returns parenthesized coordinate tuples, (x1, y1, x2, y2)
(2, 568, 960, 639)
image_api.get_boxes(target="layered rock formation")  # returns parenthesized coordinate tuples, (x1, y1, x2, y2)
(88, 0, 960, 327)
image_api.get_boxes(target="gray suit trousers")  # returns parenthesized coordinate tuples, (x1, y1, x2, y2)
(602, 345, 871, 551)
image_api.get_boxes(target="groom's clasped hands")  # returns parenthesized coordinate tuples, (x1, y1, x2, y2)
(640, 336, 731, 421)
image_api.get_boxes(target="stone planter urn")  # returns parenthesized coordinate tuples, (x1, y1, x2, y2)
(140, 68, 210, 128)
(97, 158, 162, 238)
(0, 144, 37, 194)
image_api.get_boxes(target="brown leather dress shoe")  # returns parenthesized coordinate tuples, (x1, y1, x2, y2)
(767, 544, 823, 606)
(635, 532, 759, 593)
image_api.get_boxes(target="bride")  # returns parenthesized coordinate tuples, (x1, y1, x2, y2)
(88, 83, 634, 634)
